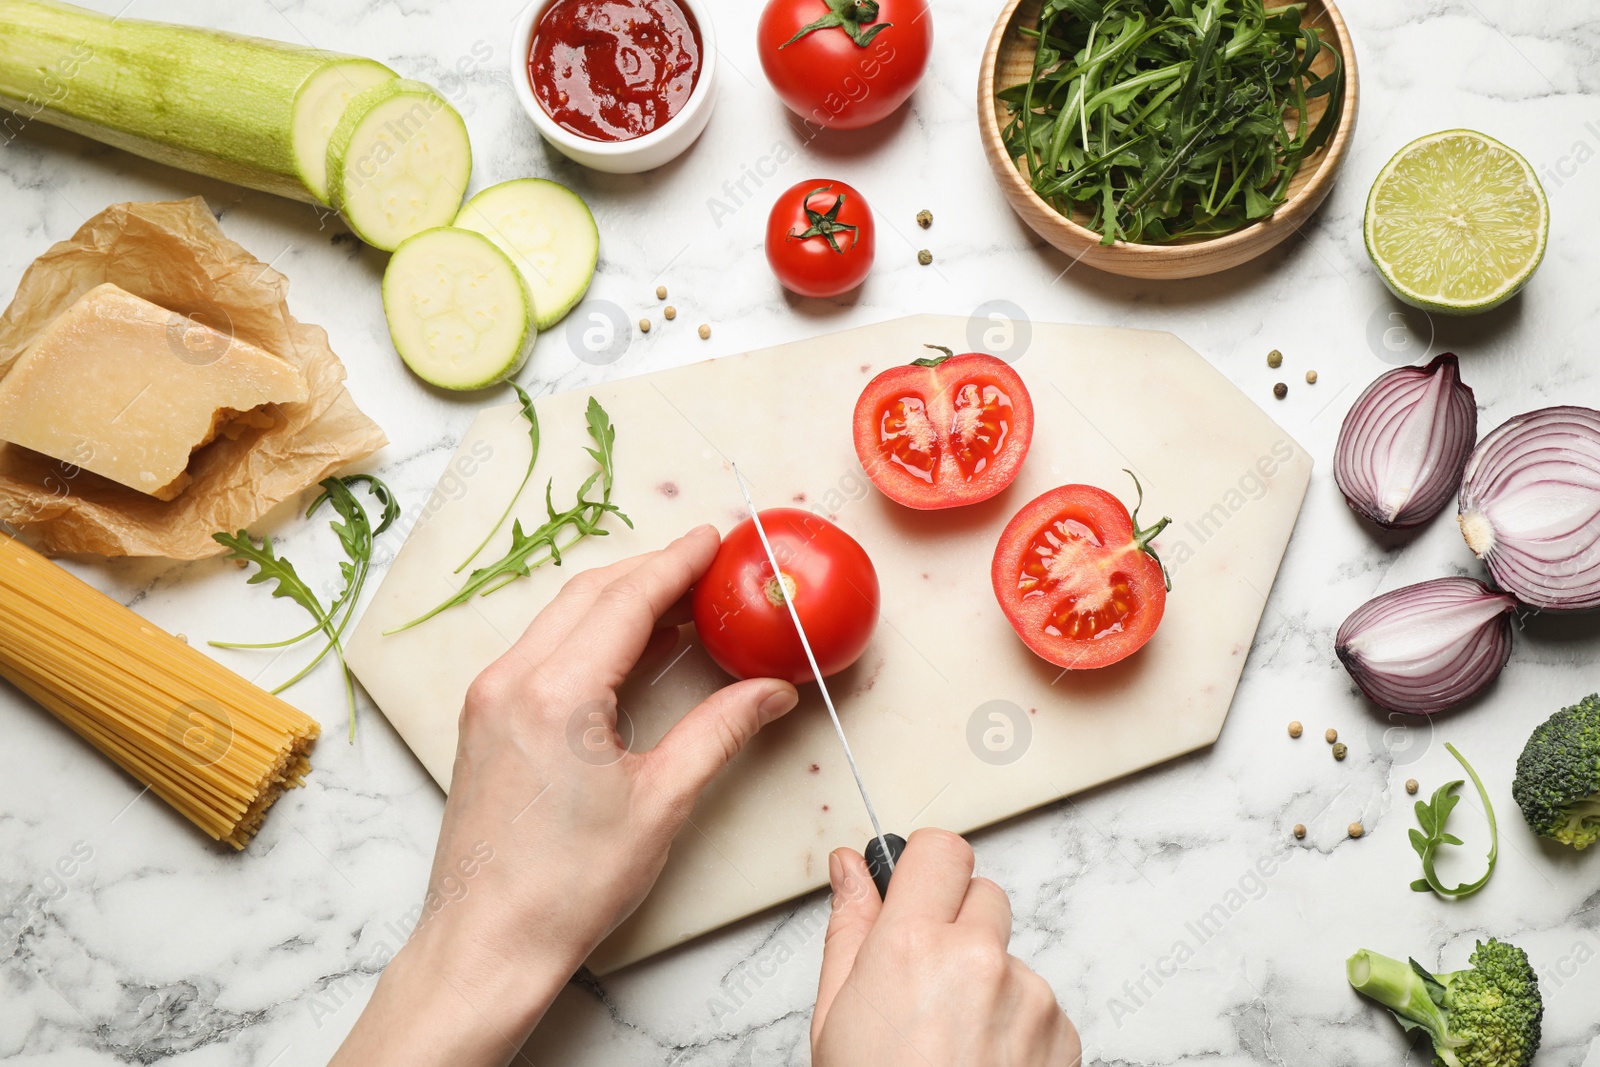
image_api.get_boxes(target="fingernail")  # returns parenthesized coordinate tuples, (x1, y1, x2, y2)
(828, 850, 844, 892)
(689, 523, 717, 539)
(758, 684, 799, 723)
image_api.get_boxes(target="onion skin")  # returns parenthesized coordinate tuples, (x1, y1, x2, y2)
(1336, 577, 1516, 715)
(1334, 354, 1477, 529)
(1459, 405, 1600, 612)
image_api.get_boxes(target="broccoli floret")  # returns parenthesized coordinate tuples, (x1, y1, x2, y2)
(1512, 693, 1600, 849)
(1347, 939, 1543, 1067)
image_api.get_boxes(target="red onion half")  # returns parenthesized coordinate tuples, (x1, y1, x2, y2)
(1458, 406, 1600, 612)
(1335, 577, 1517, 715)
(1334, 354, 1477, 529)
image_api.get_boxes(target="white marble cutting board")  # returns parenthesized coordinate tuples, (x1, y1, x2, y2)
(346, 314, 1311, 974)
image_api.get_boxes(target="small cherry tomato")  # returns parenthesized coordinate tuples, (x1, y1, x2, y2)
(765, 179, 876, 298)
(757, 0, 933, 130)
(991, 476, 1172, 670)
(852, 346, 1035, 509)
(692, 509, 879, 684)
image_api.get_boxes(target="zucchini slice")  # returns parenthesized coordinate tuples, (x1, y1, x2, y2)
(454, 179, 599, 330)
(382, 228, 534, 391)
(328, 80, 472, 252)
(291, 60, 397, 202)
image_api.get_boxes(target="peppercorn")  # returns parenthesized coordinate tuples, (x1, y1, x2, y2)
(1325, 728, 1338, 744)
(1293, 824, 1307, 839)
(1348, 822, 1365, 839)
(1305, 369, 1318, 384)
(1267, 349, 1283, 368)
(664, 305, 677, 320)
(917, 209, 933, 228)
(1273, 382, 1288, 399)
(1288, 721, 1303, 739)
(698, 324, 711, 340)
(917, 249, 933, 266)
(1333, 742, 1348, 761)
(1406, 779, 1420, 795)
(639, 318, 651, 333)
(655, 285, 667, 300)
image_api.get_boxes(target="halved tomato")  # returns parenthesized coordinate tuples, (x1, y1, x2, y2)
(991, 477, 1171, 670)
(852, 347, 1034, 509)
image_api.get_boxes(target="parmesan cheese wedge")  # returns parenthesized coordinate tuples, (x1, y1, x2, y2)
(0, 283, 308, 500)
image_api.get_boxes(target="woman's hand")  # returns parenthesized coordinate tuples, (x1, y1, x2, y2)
(333, 526, 799, 1067)
(812, 829, 1082, 1066)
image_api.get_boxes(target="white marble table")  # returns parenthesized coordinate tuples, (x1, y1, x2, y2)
(3, 0, 1599, 1064)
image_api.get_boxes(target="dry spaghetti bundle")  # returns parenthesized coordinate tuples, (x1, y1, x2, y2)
(0, 534, 318, 847)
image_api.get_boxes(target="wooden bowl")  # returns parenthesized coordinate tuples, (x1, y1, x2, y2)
(979, 0, 1360, 280)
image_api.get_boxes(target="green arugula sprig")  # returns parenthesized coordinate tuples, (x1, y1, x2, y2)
(999, 0, 1345, 244)
(212, 474, 399, 742)
(456, 383, 540, 574)
(386, 397, 631, 635)
(1409, 743, 1499, 899)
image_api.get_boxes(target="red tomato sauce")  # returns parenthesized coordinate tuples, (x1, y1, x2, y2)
(529, 0, 703, 143)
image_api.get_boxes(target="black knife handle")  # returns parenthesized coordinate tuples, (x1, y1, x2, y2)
(863, 833, 907, 899)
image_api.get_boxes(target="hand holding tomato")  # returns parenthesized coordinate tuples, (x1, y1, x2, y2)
(766, 180, 876, 298)
(757, 0, 933, 130)
(331, 528, 801, 1066)
(692, 508, 879, 684)
(991, 476, 1172, 671)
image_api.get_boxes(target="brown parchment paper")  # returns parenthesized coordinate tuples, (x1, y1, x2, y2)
(0, 198, 386, 558)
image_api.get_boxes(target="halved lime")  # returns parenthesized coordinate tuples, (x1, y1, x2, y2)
(1364, 130, 1548, 315)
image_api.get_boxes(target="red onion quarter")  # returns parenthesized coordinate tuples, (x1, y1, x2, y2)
(1336, 577, 1516, 715)
(1458, 406, 1600, 612)
(1334, 354, 1477, 529)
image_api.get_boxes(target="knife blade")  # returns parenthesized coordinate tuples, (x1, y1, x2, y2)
(731, 465, 903, 896)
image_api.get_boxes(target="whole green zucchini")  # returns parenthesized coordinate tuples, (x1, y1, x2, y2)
(0, 0, 395, 203)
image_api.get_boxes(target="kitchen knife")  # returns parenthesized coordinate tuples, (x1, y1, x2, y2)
(732, 466, 905, 898)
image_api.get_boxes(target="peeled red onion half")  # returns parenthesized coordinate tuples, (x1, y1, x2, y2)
(1458, 405, 1600, 612)
(1334, 354, 1477, 529)
(1335, 577, 1517, 715)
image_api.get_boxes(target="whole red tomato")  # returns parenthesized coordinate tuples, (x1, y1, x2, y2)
(991, 478, 1172, 671)
(765, 179, 876, 297)
(757, 0, 933, 130)
(853, 347, 1035, 509)
(692, 509, 880, 684)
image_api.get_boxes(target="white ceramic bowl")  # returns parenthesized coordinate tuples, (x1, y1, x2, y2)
(511, 0, 718, 174)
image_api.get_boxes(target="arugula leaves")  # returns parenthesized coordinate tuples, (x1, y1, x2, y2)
(1000, 0, 1345, 244)
(212, 474, 398, 742)
(456, 383, 540, 575)
(386, 397, 631, 634)
(1409, 743, 1499, 899)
